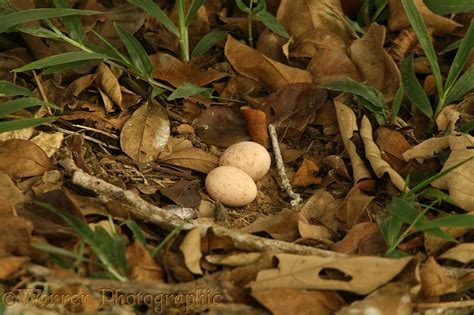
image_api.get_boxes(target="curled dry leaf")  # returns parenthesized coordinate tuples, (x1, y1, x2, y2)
(389, 29, 418, 61)
(439, 243, 474, 264)
(206, 252, 261, 267)
(0, 139, 54, 178)
(403, 134, 474, 211)
(348, 23, 401, 101)
(388, 0, 462, 34)
(161, 147, 219, 174)
(150, 52, 227, 88)
(253, 288, 344, 315)
(323, 155, 350, 179)
(120, 100, 170, 164)
(420, 257, 459, 298)
(96, 63, 122, 109)
(63, 74, 96, 100)
(360, 116, 408, 192)
(375, 127, 411, 174)
(334, 98, 371, 183)
(336, 282, 412, 315)
(195, 106, 250, 148)
(240, 106, 269, 147)
(260, 83, 327, 138)
(126, 241, 164, 282)
(225, 35, 312, 92)
(179, 227, 203, 275)
(250, 253, 414, 295)
(292, 158, 322, 187)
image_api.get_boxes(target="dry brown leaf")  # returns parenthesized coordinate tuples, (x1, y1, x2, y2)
(250, 253, 413, 295)
(0, 256, 30, 279)
(225, 35, 312, 92)
(0, 173, 26, 206)
(323, 155, 350, 179)
(348, 23, 401, 101)
(240, 106, 269, 147)
(334, 98, 371, 182)
(126, 241, 164, 282)
(360, 116, 407, 191)
(403, 134, 474, 211)
(98, 88, 114, 113)
(388, 0, 461, 34)
(150, 52, 227, 88)
(160, 180, 201, 208)
(424, 222, 471, 255)
(389, 29, 418, 61)
(30, 132, 64, 158)
(0, 139, 54, 178)
(420, 257, 459, 298)
(161, 147, 219, 174)
(206, 252, 261, 267)
(375, 127, 411, 174)
(96, 63, 122, 109)
(240, 209, 300, 242)
(253, 288, 344, 315)
(120, 100, 170, 164)
(308, 46, 361, 85)
(63, 74, 96, 100)
(179, 227, 203, 275)
(336, 282, 412, 315)
(300, 190, 340, 231)
(338, 181, 376, 227)
(331, 222, 381, 254)
(439, 243, 474, 264)
(255, 29, 288, 63)
(292, 159, 322, 187)
(195, 106, 250, 148)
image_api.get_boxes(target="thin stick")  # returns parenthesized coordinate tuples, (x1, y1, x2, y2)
(268, 124, 302, 208)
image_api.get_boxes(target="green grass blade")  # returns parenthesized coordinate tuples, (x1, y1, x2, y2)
(90, 30, 132, 65)
(390, 84, 404, 124)
(191, 29, 228, 57)
(53, 0, 86, 43)
(439, 40, 461, 55)
(401, 0, 443, 96)
(444, 65, 474, 105)
(121, 220, 147, 247)
(0, 97, 57, 117)
(424, 0, 474, 15)
(0, 8, 100, 32)
(15, 25, 62, 39)
(114, 22, 153, 75)
(32, 242, 90, 263)
(42, 60, 98, 75)
(235, 0, 251, 13)
(13, 51, 106, 72)
(167, 82, 213, 100)
(418, 214, 474, 230)
(127, 0, 179, 36)
(445, 21, 474, 91)
(0, 81, 33, 97)
(321, 79, 386, 109)
(255, 10, 291, 39)
(185, 0, 205, 26)
(401, 54, 433, 118)
(0, 117, 56, 133)
(459, 119, 474, 134)
(420, 188, 458, 207)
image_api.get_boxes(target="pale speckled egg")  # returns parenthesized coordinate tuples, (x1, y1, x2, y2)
(219, 141, 271, 180)
(205, 166, 257, 207)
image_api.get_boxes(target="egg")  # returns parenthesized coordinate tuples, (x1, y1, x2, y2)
(205, 166, 257, 207)
(220, 141, 271, 180)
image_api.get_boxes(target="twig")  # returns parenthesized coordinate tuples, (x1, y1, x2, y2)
(268, 124, 302, 208)
(60, 153, 342, 258)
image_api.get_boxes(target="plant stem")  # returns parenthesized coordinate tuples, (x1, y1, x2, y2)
(247, 0, 255, 46)
(434, 96, 445, 118)
(178, 0, 189, 62)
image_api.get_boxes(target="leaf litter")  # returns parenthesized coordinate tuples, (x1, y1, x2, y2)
(0, 0, 474, 314)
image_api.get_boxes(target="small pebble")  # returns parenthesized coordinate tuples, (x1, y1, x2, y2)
(205, 166, 257, 207)
(220, 141, 271, 180)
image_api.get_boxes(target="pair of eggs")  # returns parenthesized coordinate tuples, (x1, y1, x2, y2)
(205, 141, 271, 207)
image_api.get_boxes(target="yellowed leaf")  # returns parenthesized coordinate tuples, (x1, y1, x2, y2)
(440, 243, 474, 264)
(420, 257, 458, 298)
(161, 147, 219, 174)
(179, 227, 203, 275)
(251, 253, 413, 295)
(206, 252, 261, 267)
(96, 63, 122, 108)
(30, 132, 64, 158)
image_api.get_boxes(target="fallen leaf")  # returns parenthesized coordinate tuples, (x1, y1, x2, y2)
(253, 288, 344, 315)
(337, 180, 376, 227)
(420, 257, 458, 298)
(331, 222, 382, 254)
(160, 180, 201, 208)
(225, 35, 312, 92)
(206, 252, 261, 267)
(240, 209, 300, 242)
(360, 116, 407, 192)
(0, 172, 26, 206)
(0, 139, 54, 178)
(30, 132, 64, 158)
(96, 63, 122, 109)
(323, 155, 350, 179)
(389, 29, 418, 61)
(440, 243, 474, 264)
(388, 0, 461, 34)
(292, 159, 322, 187)
(336, 282, 412, 315)
(251, 253, 413, 295)
(161, 147, 219, 174)
(300, 190, 341, 231)
(0, 256, 30, 280)
(334, 97, 371, 183)
(179, 227, 203, 275)
(151, 52, 227, 88)
(120, 100, 170, 164)
(195, 106, 250, 148)
(63, 74, 96, 100)
(375, 127, 412, 174)
(348, 23, 401, 101)
(308, 46, 361, 85)
(240, 106, 269, 147)
(126, 241, 164, 282)
(260, 83, 327, 138)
